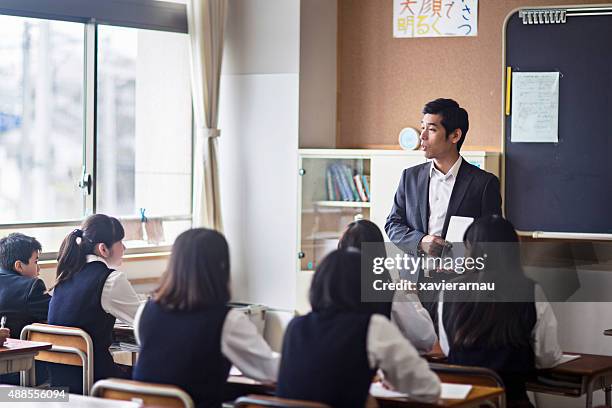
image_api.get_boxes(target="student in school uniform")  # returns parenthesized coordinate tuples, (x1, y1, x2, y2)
(277, 249, 440, 408)
(47, 214, 142, 394)
(438, 215, 562, 408)
(0, 233, 50, 385)
(337, 220, 437, 353)
(133, 228, 279, 408)
(0, 233, 49, 336)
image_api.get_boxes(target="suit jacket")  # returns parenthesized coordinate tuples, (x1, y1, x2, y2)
(0, 268, 51, 337)
(385, 159, 502, 255)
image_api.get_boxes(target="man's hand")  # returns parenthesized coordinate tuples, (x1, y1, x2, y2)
(0, 328, 10, 345)
(419, 235, 448, 257)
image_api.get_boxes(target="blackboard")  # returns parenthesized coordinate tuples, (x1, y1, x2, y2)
(503, 7, 612, 234)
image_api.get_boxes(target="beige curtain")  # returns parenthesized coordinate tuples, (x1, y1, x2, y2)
(187, 0, 228, 231)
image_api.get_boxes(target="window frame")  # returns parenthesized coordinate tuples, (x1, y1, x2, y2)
(0, 0, 194, 258)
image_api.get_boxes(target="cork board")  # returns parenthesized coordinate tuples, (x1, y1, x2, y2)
(337, 0, 606, 151)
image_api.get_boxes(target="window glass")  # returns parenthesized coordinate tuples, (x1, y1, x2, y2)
(0, 16, 85, 224)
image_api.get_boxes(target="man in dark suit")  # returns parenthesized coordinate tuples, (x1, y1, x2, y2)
(385, 98, 502, 319)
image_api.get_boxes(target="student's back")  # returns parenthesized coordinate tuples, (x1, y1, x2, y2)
(134, 301, 231, 407)
(278, 311, 374, 408)
(440, 274, 537, 401)
(438, 216, 562, 406)
(133, 228, 278, 408)
(48, 260, 118, 380)
(277, 249, 440, 408)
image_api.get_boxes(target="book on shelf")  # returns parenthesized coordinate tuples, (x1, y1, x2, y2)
(325, 163, 371, 202)
(354, 175, 369, 202)
(342, 165, 361, 201)
(362, 175, 371, 200)
(331, 164, 352, 201)
(326, 167, 336, 201)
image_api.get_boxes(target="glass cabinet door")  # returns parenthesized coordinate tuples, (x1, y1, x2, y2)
(299, 157, 371, 272)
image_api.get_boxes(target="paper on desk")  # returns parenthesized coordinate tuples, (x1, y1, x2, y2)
(369, 382, 408, 398)
(556, 354, 581, 365)
(441, 383, 472, 399)
(446, 216, 474, 243)
(370, 382, 472, 400)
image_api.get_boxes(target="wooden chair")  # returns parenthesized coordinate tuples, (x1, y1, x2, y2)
(91, 378, 194, 408)
(430, 362, 506, 407)
(20, 323, 94, 394)
(234, 394, 332, 408)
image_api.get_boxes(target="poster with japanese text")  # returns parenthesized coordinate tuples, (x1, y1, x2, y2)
(393, 0, 478, 38)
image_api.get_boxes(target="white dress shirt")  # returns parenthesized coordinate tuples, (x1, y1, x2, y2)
(86, 255, 143, 325)
(134, 305, 280, 383)
(367, 314, 441, 401)
(428, 156, 463, 236)
(437, 284, 563, 369)
(390, 292, 438, 353)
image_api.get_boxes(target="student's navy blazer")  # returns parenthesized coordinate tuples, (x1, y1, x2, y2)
(0, 268, 51, 336)
(385, 159, 502, 255)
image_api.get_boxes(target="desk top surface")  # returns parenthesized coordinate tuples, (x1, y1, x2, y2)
(544, 353, 612, 376)
(0, 339, 52, 355)
(226, 376, 504, 408)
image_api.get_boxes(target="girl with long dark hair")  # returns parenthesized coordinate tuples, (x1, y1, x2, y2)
(277, 249, 440, 408)
(438, 215, 562, 407)
(48, 214, 142, 393)
(133, 228, 278, 408)
(338, 219, 437, 353)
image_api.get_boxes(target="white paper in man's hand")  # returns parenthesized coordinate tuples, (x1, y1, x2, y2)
(446, 216, 474, 243)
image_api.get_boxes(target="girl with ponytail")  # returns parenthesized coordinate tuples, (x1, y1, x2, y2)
(48, 214, 142, 394)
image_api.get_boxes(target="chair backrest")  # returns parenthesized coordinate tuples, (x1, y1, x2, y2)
(234, 395, 332, 408)
(430, 362, 504, 388)
(91, 378, 194, 408)
(21, 323, 94, 394)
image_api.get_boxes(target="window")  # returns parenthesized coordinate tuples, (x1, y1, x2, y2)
(0, 4, 192, 254)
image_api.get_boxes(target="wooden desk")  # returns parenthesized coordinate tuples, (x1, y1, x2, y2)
(111, 323, 138, 366)
(0, 339, 52, 387)
(526, 353, 612, 408)
(226, 376, 504, 408)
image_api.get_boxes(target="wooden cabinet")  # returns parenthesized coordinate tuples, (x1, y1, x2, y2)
(296, 149, 500, 313)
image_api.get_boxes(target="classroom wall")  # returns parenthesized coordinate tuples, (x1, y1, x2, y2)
(337, 0, 607, 150)
(218, 0, 300, 310)
(299, 0, 337, 148)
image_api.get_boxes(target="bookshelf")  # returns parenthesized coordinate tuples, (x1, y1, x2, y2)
(296, 149, 501, 313)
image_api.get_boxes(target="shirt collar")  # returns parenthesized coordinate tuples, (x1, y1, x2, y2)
(86, 254, 109, 267)
(429, 156, 463, 181)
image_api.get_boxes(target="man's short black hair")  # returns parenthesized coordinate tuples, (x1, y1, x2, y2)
(422, 98, 469, 151)
(0, 233, 42, 271)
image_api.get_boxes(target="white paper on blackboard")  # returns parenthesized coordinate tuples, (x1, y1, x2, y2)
(511, 72, 559, 143)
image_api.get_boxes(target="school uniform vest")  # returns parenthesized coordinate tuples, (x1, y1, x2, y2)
(442, 302, 537, 401)
(277, 311, 376, 408)
(48, 261, 118, 391)
(133, 300, 231, 408)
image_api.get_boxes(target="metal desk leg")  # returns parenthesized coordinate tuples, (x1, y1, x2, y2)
(18, 353, 37, 387)
(603, 380, 611, 407)
(585, 381, 594, 408)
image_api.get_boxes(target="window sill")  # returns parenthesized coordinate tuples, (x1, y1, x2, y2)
(39, 251, 170, 269)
